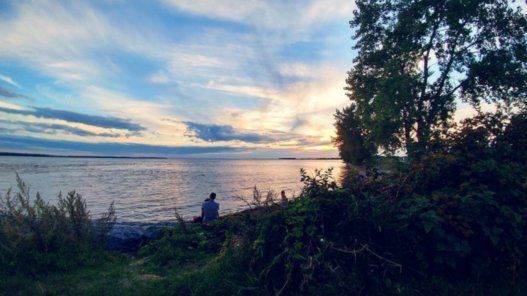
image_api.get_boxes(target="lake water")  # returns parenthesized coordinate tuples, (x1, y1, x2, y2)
(0, 157, 344, 222)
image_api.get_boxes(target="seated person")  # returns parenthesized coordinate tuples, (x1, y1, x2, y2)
(280, 190, 288, 208)
(192, 196, 210, 223)
(201, 192, 219, 223)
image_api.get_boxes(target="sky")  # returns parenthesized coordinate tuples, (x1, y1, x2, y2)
(0, 0, 361, 158)
(2, 1, 517, 158)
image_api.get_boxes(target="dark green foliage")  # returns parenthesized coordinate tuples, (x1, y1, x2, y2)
(0, 175, 116, 275)
(139, 222, 226, 270)
(333, 105, 376, 165)
(397, 111, 527, 279)
(340, 0, 527, 159)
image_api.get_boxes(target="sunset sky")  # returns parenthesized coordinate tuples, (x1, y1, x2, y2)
(1, 1, 514, 158)
(0, 0, 361, 158)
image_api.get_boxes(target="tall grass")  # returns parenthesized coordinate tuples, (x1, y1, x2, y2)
(0, 174, 115, 275)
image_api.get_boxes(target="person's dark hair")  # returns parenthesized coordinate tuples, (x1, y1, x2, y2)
(209, 192, 216, 200)
(281, 190, 285, 195)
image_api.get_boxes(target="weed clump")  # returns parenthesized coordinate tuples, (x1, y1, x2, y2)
(0, 174, 115, 275)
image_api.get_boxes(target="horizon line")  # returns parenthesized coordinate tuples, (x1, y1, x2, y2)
(0, 151, 342, 161)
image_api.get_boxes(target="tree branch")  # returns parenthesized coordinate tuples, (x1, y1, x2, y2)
(331, 244, 403, 273)
(432, 21, 474, 102)
(445, 80, 466, 99)
(420, 14, 442, 103)
(427, 22, 470, 126)
(432, 32, 463, 100)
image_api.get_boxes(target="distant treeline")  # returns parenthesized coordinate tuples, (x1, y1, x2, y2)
(278, 157, 340, 160)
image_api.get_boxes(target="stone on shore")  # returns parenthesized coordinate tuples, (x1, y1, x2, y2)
(106, 222, 175, 252)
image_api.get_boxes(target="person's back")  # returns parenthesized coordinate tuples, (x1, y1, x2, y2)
(280, 190, 288, 208)
(202, 192, 219, 223)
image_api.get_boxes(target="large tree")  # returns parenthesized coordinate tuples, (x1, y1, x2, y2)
(340, 0, 527, 160)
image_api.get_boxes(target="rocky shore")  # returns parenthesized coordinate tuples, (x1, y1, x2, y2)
(107, 221, 177, 252)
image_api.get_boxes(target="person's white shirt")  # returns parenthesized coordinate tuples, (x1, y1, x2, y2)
(202, 199, 219, 222)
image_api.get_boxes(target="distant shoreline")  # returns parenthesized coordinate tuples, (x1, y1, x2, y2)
(0, 152, 341, 160)
(0, 152, 167, 160)
(278, 157, 340, 160)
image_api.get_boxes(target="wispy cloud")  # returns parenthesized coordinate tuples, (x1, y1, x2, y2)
(0, 74, 21, 88)
(0, 1, 111, 83)
(0, 85, 30, 101)
(0, 85, 23, 98)
(162, 0, 355, 34)
(0, 106, 145, 132)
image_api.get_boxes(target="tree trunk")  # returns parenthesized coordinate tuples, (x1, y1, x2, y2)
(414, 119, 430, 160)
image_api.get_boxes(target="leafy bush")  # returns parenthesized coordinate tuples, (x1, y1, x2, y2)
(0, 175, 116, 274)
(139, 223, 226, 270)
(394, 111, 527, 280)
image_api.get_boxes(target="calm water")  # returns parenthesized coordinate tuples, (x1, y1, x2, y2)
(0, 157, 344, 222)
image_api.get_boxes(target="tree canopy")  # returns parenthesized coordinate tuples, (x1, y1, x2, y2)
(336, 0, 527, 161)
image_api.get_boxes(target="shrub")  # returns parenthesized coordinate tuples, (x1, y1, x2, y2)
(395, 111, 527, 281)
(0, 174, 116, 274)
(139, 223, 226, 270)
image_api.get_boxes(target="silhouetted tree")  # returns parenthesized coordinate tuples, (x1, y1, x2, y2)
(333, 104, 376, 165)
(339, 0, 527, 160)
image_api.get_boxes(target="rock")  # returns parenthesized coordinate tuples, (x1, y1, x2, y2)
(106, 222, 175, 252)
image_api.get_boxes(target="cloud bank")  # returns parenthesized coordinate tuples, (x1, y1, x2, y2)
(184, 121, 274, 143)
(0, 134, 246, 156)
(0, 119, 121, 138)
(0, 106, 145, 132)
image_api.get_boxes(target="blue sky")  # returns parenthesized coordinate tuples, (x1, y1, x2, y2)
(0, 0, 357, 157)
